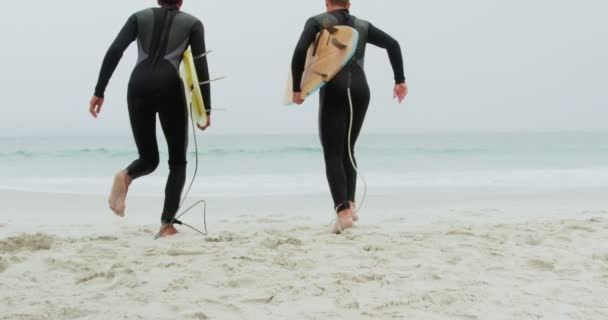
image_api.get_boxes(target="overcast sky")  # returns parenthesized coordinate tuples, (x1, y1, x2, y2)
(0, 0, 606, 136)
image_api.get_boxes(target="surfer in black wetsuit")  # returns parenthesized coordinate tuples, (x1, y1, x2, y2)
(89, 0, 211, 237)
(291, 0, 408, 233)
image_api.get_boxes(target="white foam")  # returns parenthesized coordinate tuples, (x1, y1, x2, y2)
(1, 167, 608, 197)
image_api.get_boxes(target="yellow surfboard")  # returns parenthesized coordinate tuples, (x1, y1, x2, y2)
(181, 49, 208, 126)
(284, 26, 359, 105)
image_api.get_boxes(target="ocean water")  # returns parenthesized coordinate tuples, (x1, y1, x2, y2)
(0, 133, 607, 197)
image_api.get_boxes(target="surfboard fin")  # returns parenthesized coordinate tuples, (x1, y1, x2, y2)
(193, 50, 213, 60)
(313, 71, 329, 79)
(331, 38, 348, 50)
(199, 76, 227, 85)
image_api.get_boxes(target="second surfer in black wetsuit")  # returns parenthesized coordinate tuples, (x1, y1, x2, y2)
(291, 0, 408, 233)
(89, 0, 211, 237)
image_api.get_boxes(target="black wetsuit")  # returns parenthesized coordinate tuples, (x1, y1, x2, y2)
(94, 5, 211, 223)
(292, 10, 405, 212)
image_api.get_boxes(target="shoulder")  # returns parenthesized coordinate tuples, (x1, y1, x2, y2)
(311, 12, 330, 21)
(133, 8, 154, 20)
(310, 12, 337, 26)
(305, 13, 333, 30)
(176, 11, 202, 25)
(351, 15, 370, 28)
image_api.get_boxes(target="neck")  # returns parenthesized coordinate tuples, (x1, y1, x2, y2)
(327, 5, 348, 12)
(161, 3, 180, 9)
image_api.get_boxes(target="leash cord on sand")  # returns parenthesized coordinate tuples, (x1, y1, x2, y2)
(154, 101, 209, 240)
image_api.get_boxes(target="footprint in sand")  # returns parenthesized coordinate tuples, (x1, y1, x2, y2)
(233, 256, 265, 263)
(446, 229, 476, 237)
(77, 265, 138, 289)
(167, 277, 191, 291)
(90, 236, 119, 241)
(337, 297, 360, 310)
(363, 244, 385, 252)
(526, 238, 543, 246)
(256, 218, 287, 224)
(567, 225, 595, 233)
(167, 249, 205, 257)
(241, 295, 276, 304)
(527, 259, 555, 271)
(0, 233, 54, 253)
(226, 276, 260, 289)
(556, 235, 572, 243)
(374, 300, 410, 311)
(0, 256, 9, 273)
(261, 237, 303, 250)
(351, 272, 387, 283)
(205, 234, 235, 243)
(76, 271, 116, 284)
(272, 255, 298, 269)
(447, 256, 463, 265)
(191, 312, 209, 320)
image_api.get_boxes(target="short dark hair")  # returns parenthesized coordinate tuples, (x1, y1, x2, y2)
(329, 0, 350, 6)
(159, 0, 181, 5)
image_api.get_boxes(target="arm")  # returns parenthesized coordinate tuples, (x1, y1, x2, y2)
(94, 15, 138, 98)
(367, 23, 406, 84)
(291, 18, 321, 103)
(190, 21, 212, 116)
(367, 23, 408, 103)
(90, 15, 137, 118)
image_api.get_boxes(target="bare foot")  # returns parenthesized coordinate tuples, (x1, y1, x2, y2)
(108, 170, 131, 217)
(349, 201, 359, 221)
(332, 209, 354, 234)
(159, 224, 179, 238)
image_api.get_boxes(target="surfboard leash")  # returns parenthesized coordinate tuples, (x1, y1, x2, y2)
(153, 51, 230, 239)
(154, 102, 208, 240)
(329, 68, 369, 234)
(346, 70, 368, 216)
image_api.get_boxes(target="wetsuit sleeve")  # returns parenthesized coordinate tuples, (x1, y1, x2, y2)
(94, 15, 138, 98)
(291, 18, 321, 92)
(367, 23, 406, 84)
(190, 21, 211, 115)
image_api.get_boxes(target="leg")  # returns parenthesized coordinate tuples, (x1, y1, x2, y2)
(109, 95, 159, 216)
(344, 73, 371, 220)
(343, 108, 365, 221)
(319, 89, 351, 212)
(319, 88, 354, 233)
(158, 94, 189, 225)
(125, 96, 160, 179)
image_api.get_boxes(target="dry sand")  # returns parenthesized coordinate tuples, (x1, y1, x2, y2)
(1, 190, 607, 319)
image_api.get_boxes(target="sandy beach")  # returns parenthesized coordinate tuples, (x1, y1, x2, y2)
(1, 0, 607, 317)
(1, 189, 607, 319)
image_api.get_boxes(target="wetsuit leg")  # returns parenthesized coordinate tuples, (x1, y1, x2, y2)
(158, 90, 189, 222)
(125, 92, 160, 179)
(319, 67, 370, 212)
(320, 87, 349, 212)
(343, 67, 370, 202)
(126, 59, 189, 222)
